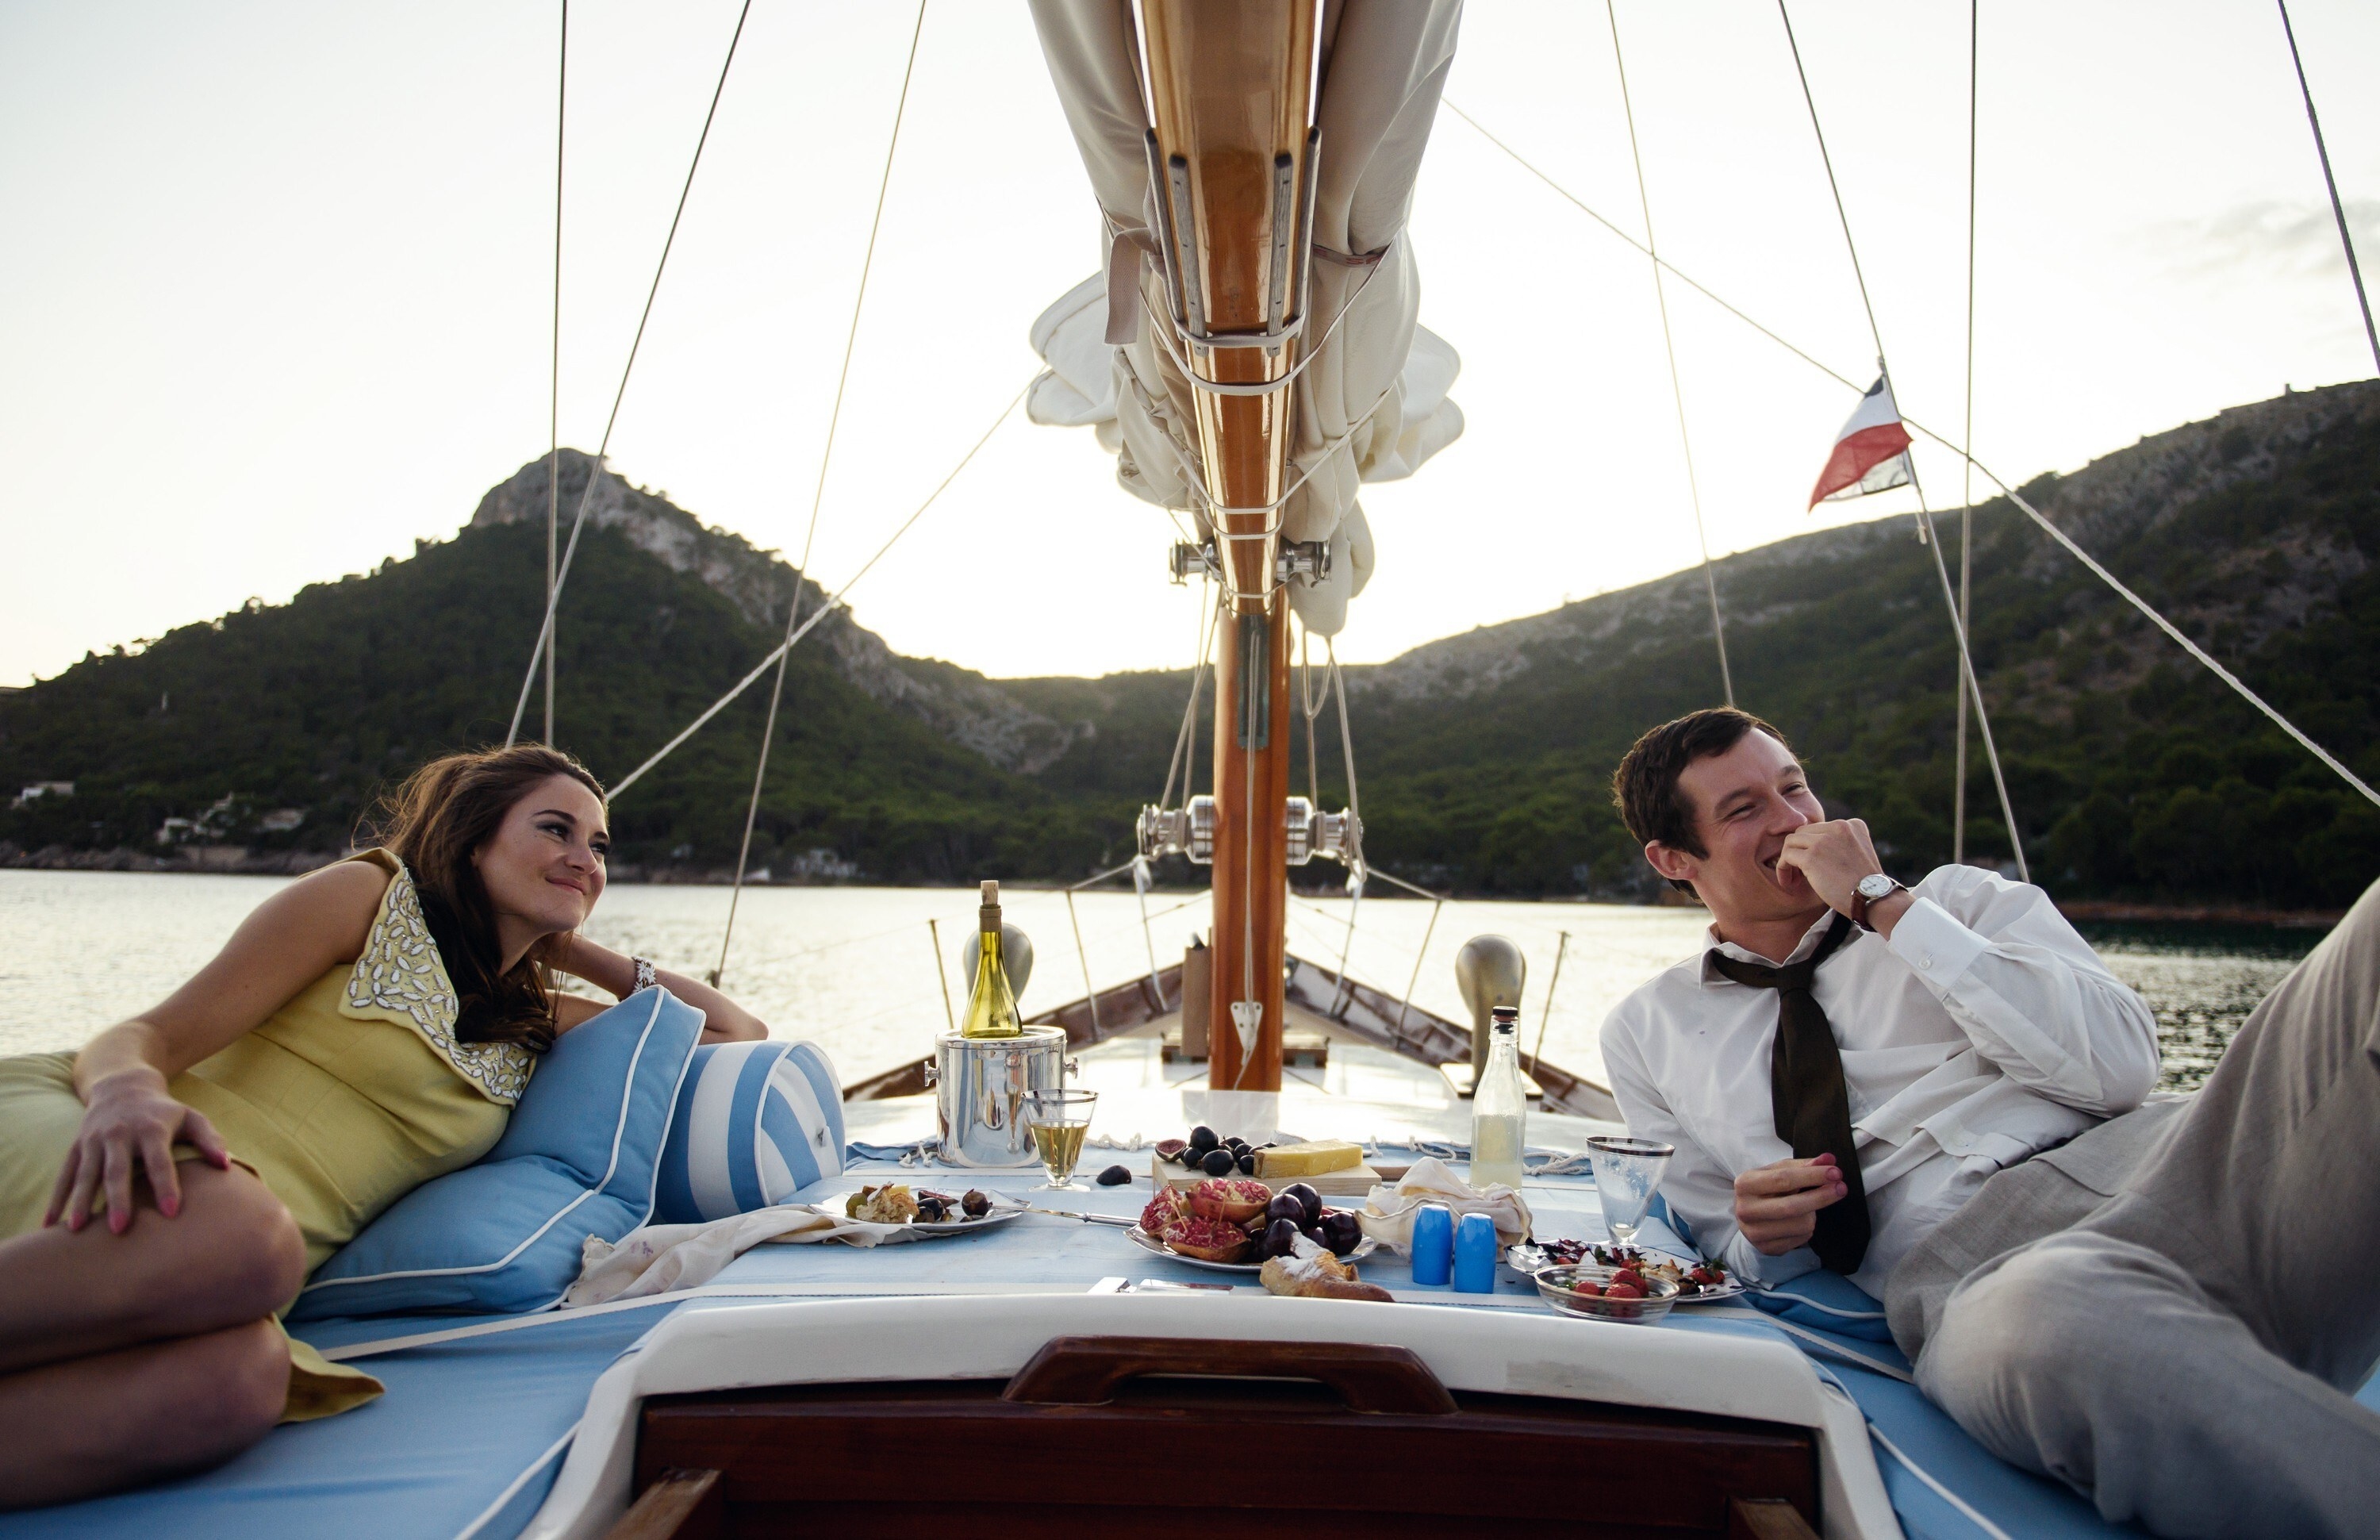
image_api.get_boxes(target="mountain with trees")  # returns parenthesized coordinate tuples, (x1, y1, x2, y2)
(6, 380, 2377, 908)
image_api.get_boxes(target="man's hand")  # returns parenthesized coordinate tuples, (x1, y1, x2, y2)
(1733, 1154, 1848, 1256)
(1777, 818, 1902, 927)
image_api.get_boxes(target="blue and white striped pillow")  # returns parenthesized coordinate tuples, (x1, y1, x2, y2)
(653, 1039, 845, 1222)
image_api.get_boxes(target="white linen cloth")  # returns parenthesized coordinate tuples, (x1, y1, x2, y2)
(1357, 1155, 1534, 1252)
(1599, 866, 2160, 1299)
(562, 1204, 930, 1308)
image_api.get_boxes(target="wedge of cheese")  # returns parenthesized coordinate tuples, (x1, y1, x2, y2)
(1254, 1139, 1363, 1179)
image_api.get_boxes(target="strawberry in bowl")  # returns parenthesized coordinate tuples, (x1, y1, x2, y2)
(1188, 1177, 1272, 1226)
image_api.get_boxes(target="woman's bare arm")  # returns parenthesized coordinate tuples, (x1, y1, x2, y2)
(550, 936, 768, 1043)
(57, 859, 390, 1231)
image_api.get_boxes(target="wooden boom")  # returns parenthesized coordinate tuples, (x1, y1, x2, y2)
(1140, 0, 1319, 1097)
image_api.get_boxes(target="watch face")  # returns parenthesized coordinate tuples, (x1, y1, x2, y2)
(1857, 873, 1896, 900)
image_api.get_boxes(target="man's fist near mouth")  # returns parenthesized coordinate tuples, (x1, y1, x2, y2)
(1777, 818, 1896, 920)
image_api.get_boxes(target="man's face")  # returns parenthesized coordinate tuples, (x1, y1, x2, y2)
(1647, 730, 1828, 924)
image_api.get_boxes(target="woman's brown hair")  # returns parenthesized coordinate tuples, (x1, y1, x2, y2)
(367, 744, 607, 1053)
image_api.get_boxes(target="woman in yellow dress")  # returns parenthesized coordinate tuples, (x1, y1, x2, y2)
(0, 744, 767, 1508)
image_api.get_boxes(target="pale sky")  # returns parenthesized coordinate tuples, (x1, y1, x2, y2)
(3, 0, 2374, 693)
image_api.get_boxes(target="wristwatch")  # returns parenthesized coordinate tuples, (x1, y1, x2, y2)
(1851, 872, 1906, 933)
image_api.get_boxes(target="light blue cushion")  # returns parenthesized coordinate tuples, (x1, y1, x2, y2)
(654, 1039, 844, 1222)
(288, 987, 703, 1321)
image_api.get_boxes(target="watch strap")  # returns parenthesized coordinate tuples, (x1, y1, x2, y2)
(1851, 876, 1904, 934)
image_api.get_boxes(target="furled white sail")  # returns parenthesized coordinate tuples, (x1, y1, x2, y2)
(1024, 0, 1465, 636)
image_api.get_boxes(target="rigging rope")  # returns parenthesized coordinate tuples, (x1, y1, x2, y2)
(1776, 0, 2027, 881)
(1446, 97, 2380, 815)
(1955, 0, 1978, 867)
(505, 0, 753, 747)
(1606, 0, 1734, 708)
(544, 0, 567, 748)
(714, 0, 927, 987)
(2274, 0, 2379, 375)
(606, 383, 1027, 801)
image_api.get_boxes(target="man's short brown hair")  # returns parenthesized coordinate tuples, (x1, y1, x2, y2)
(1611, 708, 1793, 891)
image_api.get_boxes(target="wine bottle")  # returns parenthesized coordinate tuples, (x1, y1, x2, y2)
(1468, 1005, 1526, 1189)
(960, 879, 1023, 1039)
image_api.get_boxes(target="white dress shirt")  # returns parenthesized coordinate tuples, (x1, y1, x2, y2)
(1599, 865, 2161, 1300)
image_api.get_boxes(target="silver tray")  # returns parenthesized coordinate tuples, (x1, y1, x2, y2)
(1503, 1242, 1746, 1303)
(820, 1192, 1031, 1239)
(1126, 1225, 1379, 1273)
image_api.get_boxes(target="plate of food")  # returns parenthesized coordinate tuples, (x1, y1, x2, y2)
(834, 1181, 1027, 1236)
(1127, 1177, 1377, 1273)
(1503, 1239, 1742, 1302)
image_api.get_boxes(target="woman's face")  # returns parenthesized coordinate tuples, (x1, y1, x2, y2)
(472, 773, 609, 939)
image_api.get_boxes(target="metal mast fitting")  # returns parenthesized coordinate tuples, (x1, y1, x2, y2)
(1138, 795, 1357, 868)
(1140, 0, 1320, 616)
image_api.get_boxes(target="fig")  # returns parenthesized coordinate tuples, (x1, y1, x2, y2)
(1282, 1182, 1322, 1227)
(1200, 1147, 1236, 1177)
(1302, 1225, 1327, 1250)
(1096, 1165, 1132, 1187)
(1261, 1217, 1301, 1259)
(1154, 1138, 1189, 1165)
(1234, 1151, 1257, 1175)
(1319, 1212, 1363, 1255)
(1188, 1124, 1220, 1153)
(1265, 1192, 1306, 1227)
(961, 1189, 991, 1218)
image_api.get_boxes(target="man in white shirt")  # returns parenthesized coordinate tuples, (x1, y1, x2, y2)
(1599, 708, 2380, 1539)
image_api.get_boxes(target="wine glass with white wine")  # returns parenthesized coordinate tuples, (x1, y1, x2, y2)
(1024, 1089, 1099, 1192)
(1586, 1135, 1676, 1249)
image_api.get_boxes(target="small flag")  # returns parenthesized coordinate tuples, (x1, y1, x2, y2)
(1809, 374, 1914, 509)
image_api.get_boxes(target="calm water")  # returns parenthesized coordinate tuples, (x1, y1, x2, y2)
(0, 871, 2317, 1093)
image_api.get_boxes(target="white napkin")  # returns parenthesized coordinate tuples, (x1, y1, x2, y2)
(1355, 1156, 1534, 1255)
(562, 1204, 927, 1308)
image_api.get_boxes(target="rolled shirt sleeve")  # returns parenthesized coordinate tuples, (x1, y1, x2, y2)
(1887, 869, 2161, 1117)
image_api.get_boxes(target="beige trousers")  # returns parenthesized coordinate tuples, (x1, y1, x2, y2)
(1887, 878, 2380, 1539)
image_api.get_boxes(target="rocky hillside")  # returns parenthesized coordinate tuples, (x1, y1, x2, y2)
(6, 382, 2378, 907)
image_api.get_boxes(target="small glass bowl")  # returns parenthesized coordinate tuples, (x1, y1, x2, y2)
(1533, 1263, 1681, 1324)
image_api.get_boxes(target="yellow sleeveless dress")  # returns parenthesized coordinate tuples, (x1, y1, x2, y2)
(0, 849, 537, 1420)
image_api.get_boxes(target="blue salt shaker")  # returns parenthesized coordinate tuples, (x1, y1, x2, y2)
(1411, 1202, 1454, 1285)
(1453, 1211, 1498, 1294)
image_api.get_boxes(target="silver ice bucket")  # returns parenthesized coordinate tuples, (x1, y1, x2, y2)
(926, 1028, 1073, 1167)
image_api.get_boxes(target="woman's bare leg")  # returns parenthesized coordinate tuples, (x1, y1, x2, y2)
(0, 1161, 305, 1374)
(0, 1318, 289, 1509)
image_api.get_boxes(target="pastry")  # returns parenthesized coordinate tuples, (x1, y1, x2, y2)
(1259, 1250, 1393, 1302)
(844, 1183, 919, 1224)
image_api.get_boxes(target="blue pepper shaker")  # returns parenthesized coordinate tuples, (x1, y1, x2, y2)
(1411, 1202, 1454, 1285)
(1453, 1211, 1498, 1293)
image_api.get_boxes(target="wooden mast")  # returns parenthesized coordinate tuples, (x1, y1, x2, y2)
(1140, 0, 1318, 1098)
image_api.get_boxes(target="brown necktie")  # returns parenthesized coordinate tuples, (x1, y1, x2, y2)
(1706, 912, 1871, 1273)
